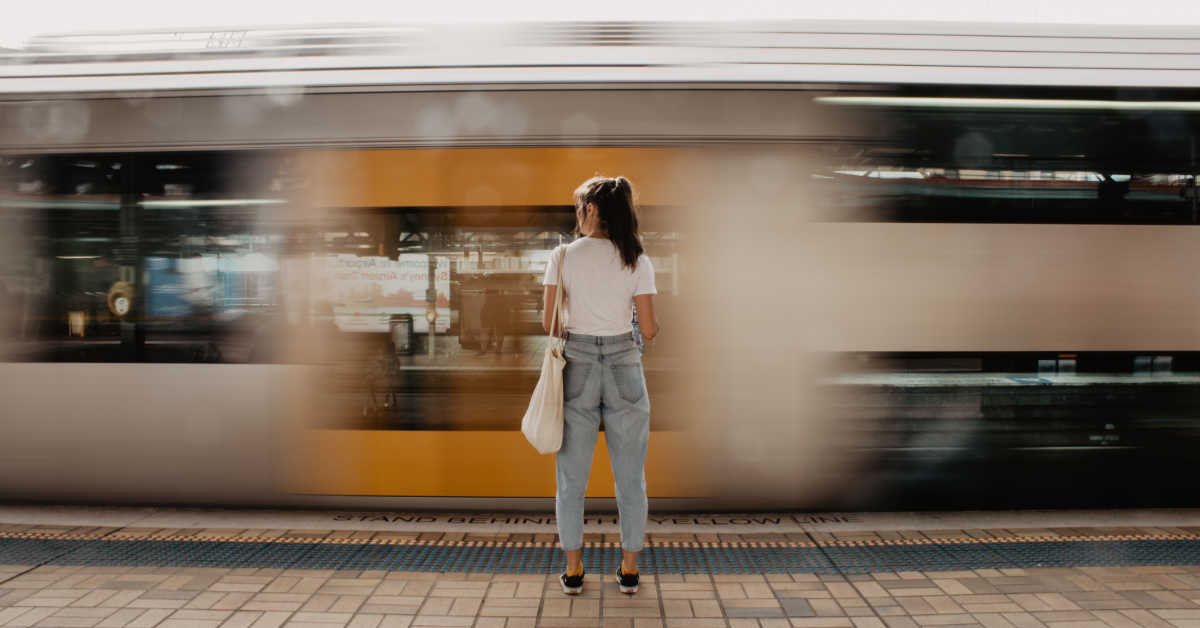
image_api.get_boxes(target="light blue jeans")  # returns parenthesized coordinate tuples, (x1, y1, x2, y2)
(556, 331, 650, 552)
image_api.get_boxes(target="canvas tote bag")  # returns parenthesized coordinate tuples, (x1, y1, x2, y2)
(521, 245, 567, 454)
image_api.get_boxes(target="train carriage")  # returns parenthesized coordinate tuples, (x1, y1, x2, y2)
(2, 21, 1200, 508)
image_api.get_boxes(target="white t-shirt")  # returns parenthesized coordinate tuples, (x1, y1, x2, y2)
(542, 237, 656, 336)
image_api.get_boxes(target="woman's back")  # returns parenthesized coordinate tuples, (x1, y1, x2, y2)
(544, 175, 658, 596)
(548, 237, 655, 337)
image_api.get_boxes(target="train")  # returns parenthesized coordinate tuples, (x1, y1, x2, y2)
(2, 20, 1200, 510)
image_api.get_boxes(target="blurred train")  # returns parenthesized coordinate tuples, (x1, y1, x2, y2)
(3, 21, 1200, 510)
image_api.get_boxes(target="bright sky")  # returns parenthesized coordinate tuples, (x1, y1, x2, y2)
(4, 0, 1200, 49)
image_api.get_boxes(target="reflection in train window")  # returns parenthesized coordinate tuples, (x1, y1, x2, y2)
(0, 152, 287, 362)
(307, 203, 680, 430)
(0, 149, 682, 430)
(815, 96, 1200, 224)
(0, 155, 123, 361)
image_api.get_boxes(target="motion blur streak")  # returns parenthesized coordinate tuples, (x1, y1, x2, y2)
(665, 146, 871, 508)
(803, 224, 1200, 352)
(0, 363, 308, 503)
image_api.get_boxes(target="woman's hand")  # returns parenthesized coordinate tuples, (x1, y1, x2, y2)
(634, 294, 658, 340)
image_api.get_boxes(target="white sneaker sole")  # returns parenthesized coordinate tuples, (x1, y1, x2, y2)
(616, 572, 639, 594)
(560, 576, 583, 595)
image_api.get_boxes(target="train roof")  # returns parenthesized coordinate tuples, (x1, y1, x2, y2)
(2, 20, 1200, 95)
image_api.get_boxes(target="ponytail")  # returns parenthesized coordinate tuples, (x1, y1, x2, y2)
(574, 175, 644, 270)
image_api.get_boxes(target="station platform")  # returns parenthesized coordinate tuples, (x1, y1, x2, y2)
(4, 507, 1200, 628)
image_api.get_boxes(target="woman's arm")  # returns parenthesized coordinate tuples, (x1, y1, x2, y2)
(542, 285, 558, 335)
(634, 294, 658, 340)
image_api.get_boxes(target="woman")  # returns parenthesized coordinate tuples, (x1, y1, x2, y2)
(542, 175, 659, 596)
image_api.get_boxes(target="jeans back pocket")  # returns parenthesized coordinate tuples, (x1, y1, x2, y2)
(564, 361, 591, 401)
(612, 363, 646, 404)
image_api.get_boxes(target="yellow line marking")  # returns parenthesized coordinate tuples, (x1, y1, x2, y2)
(0, 530, 1194, 548)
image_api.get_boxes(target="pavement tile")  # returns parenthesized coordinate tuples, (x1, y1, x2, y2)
(787, 619, 854, 627)
(906, 613, 976, 625)
(157, 619, 223, 628)
(17, 517, 1200, 628)
(1029, 611, 1095, 623)
(663, 621, 725, 628)
(48, 609, 118, 620)
(0, 609, 36, 627)
(216, 612, 262, 628)
(94, 609, 149, 628)
(126, 609, 174, 628)
(659, 591, 714, 601)
(601, 606, 661, 619)
(925, 597, 965, 614)
(810, 601, 844, 617)
(995, 613, 1044, 628)
(967, 614, 1014, 628)
(781, 600, 815, 617)
(71, 592, 121, 608)
(476, 605, 536, 619)
(660, 601, 690, 618)
(168, 612, 232, 623)
(571, 600, 599, 617)
(289, 613, 352, 624)
(1151, 608, 1200, 620)
(1109, 609, 1174, 627)
(408, 617, 473, 628)
(852, 583, 889, 599)
(688, 602, 720, 619)
(897, 599, 935, 615)
(932, 581, 972, 597)
(303, 596, 341, 613)
(880, 619, 919, 628)
(4, 607, 60, 628)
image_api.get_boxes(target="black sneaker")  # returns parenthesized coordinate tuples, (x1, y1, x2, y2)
(560, 570, 584, 595)
(616, 566, 639, 594)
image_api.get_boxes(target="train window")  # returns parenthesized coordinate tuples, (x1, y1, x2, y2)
(1, 148, 681, 431)
(0, 152, 287, 363)
(817, 91, 1200, 224)
(135, 152, 288, 363)
(307, 203, 681, 431)
(0, 155, 123, 361)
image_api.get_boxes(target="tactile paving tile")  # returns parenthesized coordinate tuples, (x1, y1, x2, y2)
(486, 544, 559, 574)
(49, 539, 238, 567)
(0, 538, 79, 564)
(641, 545, 711, 574)
(762, 546, 840, 575)
(580, 546, 618, 575)
(820, 542, 1012, 574)
(207, 540, 326, 569)
(691, 544, 838, 575)
(7, 535, 1200, 574)
(990, 539, 1200, 569)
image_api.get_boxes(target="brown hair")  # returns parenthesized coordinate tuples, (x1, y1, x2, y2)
(574, 175, 644, 270)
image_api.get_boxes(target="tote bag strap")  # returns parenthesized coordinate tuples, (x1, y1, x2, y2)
(548, 245, 566, 340)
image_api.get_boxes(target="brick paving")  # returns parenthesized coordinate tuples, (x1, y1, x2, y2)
(6, 523, 1200, 627)
(6, 557, 1200, 627)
